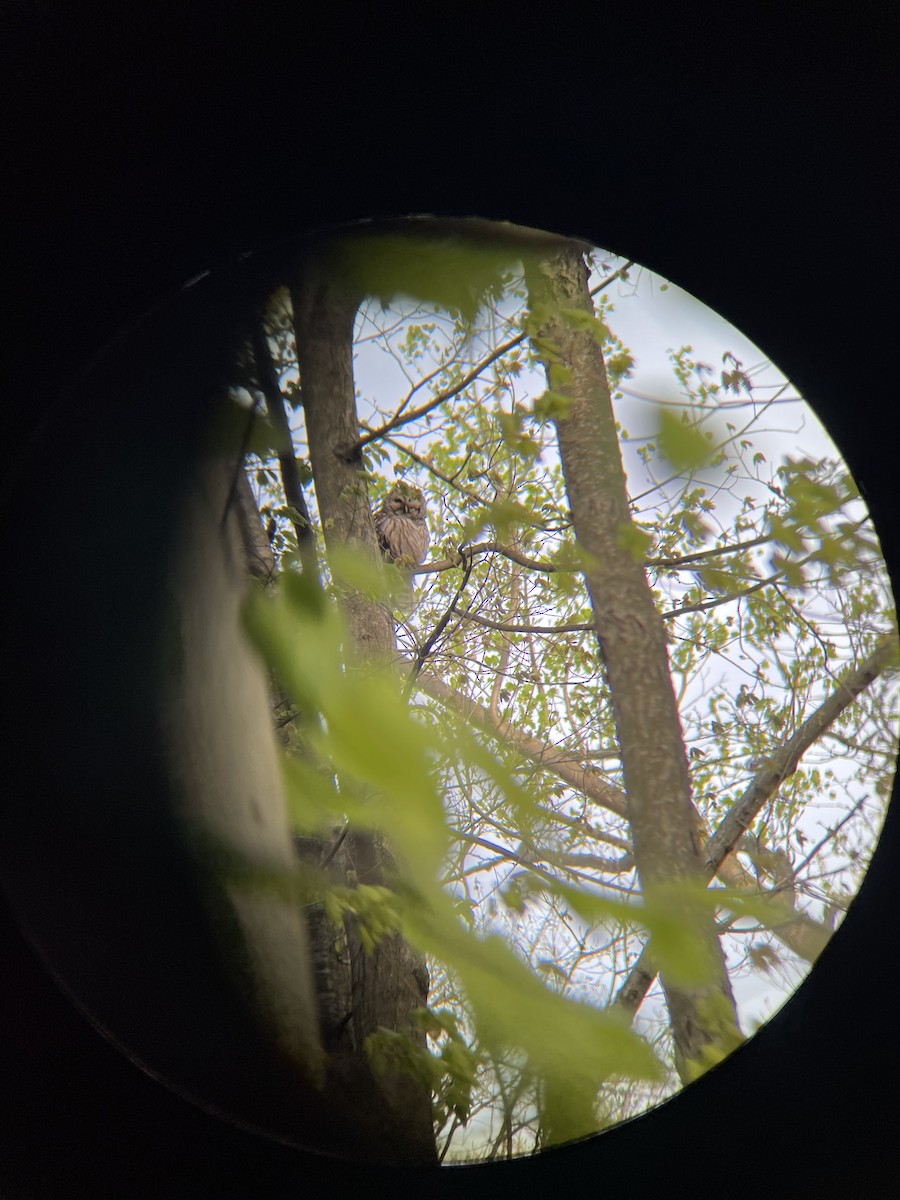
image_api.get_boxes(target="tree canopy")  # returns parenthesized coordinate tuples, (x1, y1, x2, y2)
(234, 225, 897, 1162)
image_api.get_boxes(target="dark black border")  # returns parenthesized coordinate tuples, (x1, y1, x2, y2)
(2, 5, 897, 1196)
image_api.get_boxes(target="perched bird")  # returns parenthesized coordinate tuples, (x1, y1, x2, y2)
(374, 483, 430, 603)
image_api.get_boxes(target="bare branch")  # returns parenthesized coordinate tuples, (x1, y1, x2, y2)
(539, 848, 634, 874)
(420, 616, 890, 1019)
(233, 468, 276, 581)
(418, 540, 565, 576)
(649, 533, 772, 569)
(702, 637, 896, 874)
(352, 334, 527, 453)
(410, 658, 629, 819)
(664, 574, 776, 618)
(359, 423, 485, 503)
(250, 317, 319, 579)
(451, 832, 571, 888)
(789, 792, 871, 881)
(715, 851, 829, 963)
(614, 636, 895, 1014)
(661, 525, 869, 618)
(459, 612, 594, 635)
(349, 260, 634, 455)
(408, 555, 474, 685)
(413, 637, 894, 1017)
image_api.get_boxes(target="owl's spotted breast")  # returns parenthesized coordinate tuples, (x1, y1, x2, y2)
(375, 485, 430, 566)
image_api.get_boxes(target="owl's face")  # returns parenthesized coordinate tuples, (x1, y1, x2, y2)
(383, 484, 426, 520)
(375, 482, 430, 568)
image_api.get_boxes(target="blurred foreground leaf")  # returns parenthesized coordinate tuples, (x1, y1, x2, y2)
(243, 565, 667, 1145)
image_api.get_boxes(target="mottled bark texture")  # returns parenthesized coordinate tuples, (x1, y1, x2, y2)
(524, 243, 742, 1080)
(288, 241, 437, 1165)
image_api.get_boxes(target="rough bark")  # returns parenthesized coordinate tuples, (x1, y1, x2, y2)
(524, 243, 742, 1080)
(287, 241, 437, 1165)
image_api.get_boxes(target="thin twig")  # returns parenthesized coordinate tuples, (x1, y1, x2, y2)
(350, 259, 634, 454)
(408, 552, 474, 687)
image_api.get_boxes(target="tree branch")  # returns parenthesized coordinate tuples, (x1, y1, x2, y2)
(358, 423, 485, 503)
(451, 833, 573, 888)
(409, 637, 892, 1012)
(410, 658, 629, 819)
(649, 533, 772, 570)
(348, 261, 634, 455)
(702, 636, 896, 873)
(614, 635, 895, 1014)
(664, 573, 777, 618)
(416, 540, 564, 576)
(352, 333, 527, 453)
(408, 553, 474, 685)
(233, 467, 277, 581)
(250, 316, 319, 579)
(458, 612, 594, 635)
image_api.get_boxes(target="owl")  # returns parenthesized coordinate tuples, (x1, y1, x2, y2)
(374, 483, 430, 568)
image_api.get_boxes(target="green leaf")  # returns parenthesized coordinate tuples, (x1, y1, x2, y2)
(772, 553, 806, 587)
(281, 753, 341, 830)
(327, 542, 393, 602)
(616, 521, 653, 562)
(532, 389, 572, 422)
(405, 896, 664, 1112)
(696, 565, 737, 594)
(334, 232, 515, 326)
(656, 409, 715, 471)
(680, 512, 713, 545)
(767, 514, 807, 554)
(559, 306, 611, 344)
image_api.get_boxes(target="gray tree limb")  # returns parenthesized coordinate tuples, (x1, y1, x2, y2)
(523, 240, 742, 1079)
(614, 636, 895, 1014)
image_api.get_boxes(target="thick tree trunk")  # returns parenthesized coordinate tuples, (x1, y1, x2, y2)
(287, 243, 437, 1164)
(162, 450, 433, 1162)
(291, 252, 395, 663)
(163, 457, 323, 1078)
(524, 243, 743, 1080)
